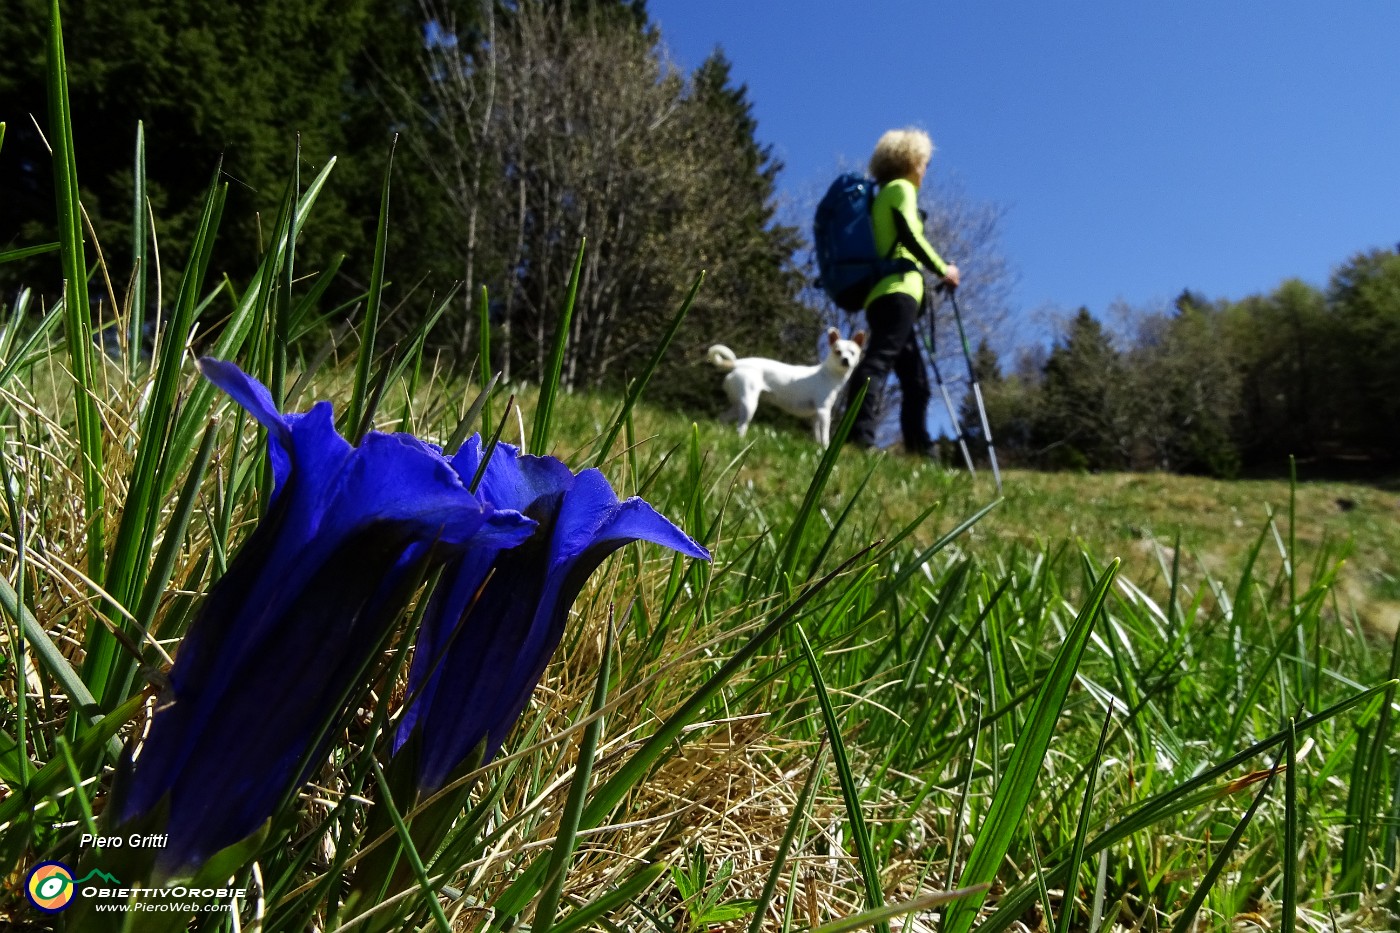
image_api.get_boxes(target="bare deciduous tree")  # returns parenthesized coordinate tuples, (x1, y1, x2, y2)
(391, 0, 813, 394)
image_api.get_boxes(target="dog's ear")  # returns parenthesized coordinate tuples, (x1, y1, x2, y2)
(853, 330, 868, 348)
(827, 327, 840, 345)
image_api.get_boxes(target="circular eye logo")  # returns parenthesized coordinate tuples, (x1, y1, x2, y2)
(25, 861, 76, 913)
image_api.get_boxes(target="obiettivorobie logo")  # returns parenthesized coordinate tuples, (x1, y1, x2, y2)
(24, 862, 120, 913)
(23, 860, 247, 916)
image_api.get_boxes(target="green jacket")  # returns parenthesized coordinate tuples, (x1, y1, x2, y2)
(866, 177, 950, 308)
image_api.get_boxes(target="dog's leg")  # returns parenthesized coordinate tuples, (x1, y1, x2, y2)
(735, 392, 759, 438)
(717, 372, 742, 426)
(722, 372, 758, 438)
(732, 388, 760, 438)
(813, 409, 831, 448)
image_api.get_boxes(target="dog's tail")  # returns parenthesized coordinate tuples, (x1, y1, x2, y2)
(706, 345, 737, 371)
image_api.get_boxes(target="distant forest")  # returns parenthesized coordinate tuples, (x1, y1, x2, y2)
(959, 247, 1400, 477)
(1, 0, 813, 409)
(3, 0, 1397, 476)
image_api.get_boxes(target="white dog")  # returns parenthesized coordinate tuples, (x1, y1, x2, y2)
(707, 327, 867, 447)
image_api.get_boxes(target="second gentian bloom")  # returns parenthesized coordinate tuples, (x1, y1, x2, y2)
(109, 361, 535, 878)
(394, 436, 710, 796)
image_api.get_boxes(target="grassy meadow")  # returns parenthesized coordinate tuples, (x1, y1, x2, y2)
(2, 10, 1399, 932)
(552, 390, 1400, 640)
(5, 306, 1398, 932)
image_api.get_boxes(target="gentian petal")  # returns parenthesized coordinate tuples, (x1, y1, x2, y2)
(113, 363, 534, 877)
(399, 438, 709, 795)
(197, 358, 290, 440)
(553, 469, 711, 566)
(198, 357, 305, 496)
(324, 431, 535, 551)
(392, 543, 500, 752)
(451, 435, 577, 512)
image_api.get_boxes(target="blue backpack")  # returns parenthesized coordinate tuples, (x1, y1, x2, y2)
(813, 173, 915, 311)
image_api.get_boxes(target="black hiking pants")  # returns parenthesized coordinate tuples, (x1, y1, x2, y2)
(846, 291, 932, 451)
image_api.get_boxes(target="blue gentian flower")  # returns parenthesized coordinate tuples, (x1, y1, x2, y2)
(111, 360, 534, 877)
(394, 436, 710, 795)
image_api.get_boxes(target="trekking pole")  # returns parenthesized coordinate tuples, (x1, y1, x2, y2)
(917, 294, 976, 475)
(947, 291, 1003, 494)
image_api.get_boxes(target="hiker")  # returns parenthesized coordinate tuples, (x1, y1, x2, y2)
(845, 127, 960, 454)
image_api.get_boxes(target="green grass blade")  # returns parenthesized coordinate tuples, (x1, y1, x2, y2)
(974, 678, 1398, 933)
(797, 624, 887, 932)
(0, 727, 39, 787)
(244, 157, 299, 419)
(0, 573, 105, 733)
(368, 759, 453, 933)
(477, 285, 493, 437)
(165, 158, 336, 480)
(1169, 759, 1278, 933)
(534, 616, 615, 933)
(531, 240, 585, 456)
(944, 558, 1119, 933)
(381, 286, 457, 396)
(0, 296, 64, 392)
(0, 445, 33, 795)
(855, 498, 1000, 638)
(805, 462, 880, 581)
(1056, 699, 1114, 933)
(468, 396, 513, 494)
(92, 165, 225, 710)
(747, 741, 827, 933)
(46, 0, 105, 586)
(348, 137, 395, 436)
(0, 604, 139, 835)
(131, 418, 220, 642)
(776, 380, 867, 586)
(1341, 626, 1399, 900)
(273, 136, 299, 408)
(580, 547, 872, 826)
(286, 252, 344, 345)
(809, 886, 991, 933)
(352, 351, 395, 445)
(444, 372, 501, 456)
(0, 693, 142, 830)
(128, 120, 147, 380)
(106, 160, 222, 549)
(945, 702, 981, 885)
(1282, 717, 1298, 932)
(56, 735, 98, 840)
(1025, 829, 1051, 933)
(0, 242, 61, 265)
(898, 560, 972, 692)
(590, 272, 702, 467)
(1107, 680, 1394, 851)
(550, 862, 666, 933)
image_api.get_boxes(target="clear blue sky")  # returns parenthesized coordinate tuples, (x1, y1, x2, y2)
(647, 1, 1400, 343)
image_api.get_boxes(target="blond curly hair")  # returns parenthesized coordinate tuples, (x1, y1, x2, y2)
(868, 127, 934, 185)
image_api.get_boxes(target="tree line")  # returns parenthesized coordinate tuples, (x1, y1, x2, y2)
(0, 0, 819, 406)
(960, 244, 1400, 477)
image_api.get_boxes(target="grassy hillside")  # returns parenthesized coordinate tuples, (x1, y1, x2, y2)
(8, 336, 1398, 929)
(546, 383, 1400, 639)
